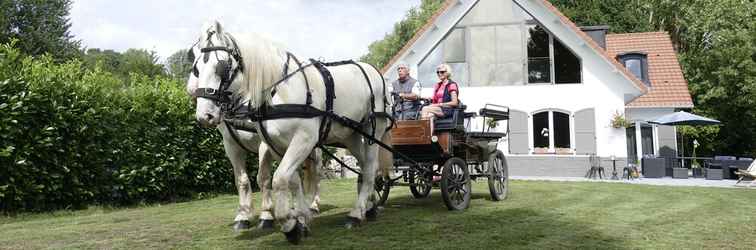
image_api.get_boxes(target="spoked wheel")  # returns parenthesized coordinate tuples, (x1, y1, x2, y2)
(487, 150, 509, 201)
(358, 174, 390, 207)
(409, 168, 432, 198)
(440, 157, 471, 210)
(373, 175, 390, 206)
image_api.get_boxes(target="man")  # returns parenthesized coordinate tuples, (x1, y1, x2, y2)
(391, 63, 421, 120)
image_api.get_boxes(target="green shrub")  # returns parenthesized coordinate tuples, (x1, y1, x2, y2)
(0, 43, 255, 212)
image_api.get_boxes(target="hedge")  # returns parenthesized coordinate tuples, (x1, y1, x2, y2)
(0, 43, 256, 212)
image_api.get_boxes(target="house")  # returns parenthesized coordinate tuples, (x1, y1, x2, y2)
(382, 0, 693, 176)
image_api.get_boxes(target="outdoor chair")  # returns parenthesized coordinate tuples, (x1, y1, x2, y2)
(585, 154, 604, 179)
(735, 160, 756, 187)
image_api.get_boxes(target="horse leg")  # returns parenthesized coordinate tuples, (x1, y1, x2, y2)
(338, 135, 371, 228)
(303, 148, 322, 214)
(220, 128, 253, 231)
(271, 135, 314, 244)
(294, 149, 321, 237)
(256, 143, 275, 230)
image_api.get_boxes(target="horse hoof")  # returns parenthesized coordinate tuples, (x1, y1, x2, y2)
(344, 216, 361, 229)
(232, 220, 252, 231)
(257, 219, 274, 230)
(366, 207, 379, 221)
(283, 221, 304, 244)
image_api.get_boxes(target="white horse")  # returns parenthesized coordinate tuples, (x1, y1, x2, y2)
(186, 45, 322, 232)
(192, 20, 393, 243)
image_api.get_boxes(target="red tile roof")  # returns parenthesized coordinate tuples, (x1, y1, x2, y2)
(606, 32, 694, 108)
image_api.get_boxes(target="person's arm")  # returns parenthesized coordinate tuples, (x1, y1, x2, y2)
(438, 91, 458, 108)
(400, 92, 418, 100)
(400, 81, 419, 100)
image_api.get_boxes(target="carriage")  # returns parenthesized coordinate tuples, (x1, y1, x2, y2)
(371, 101, 511, 210)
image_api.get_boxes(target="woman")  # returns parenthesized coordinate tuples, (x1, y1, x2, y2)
(421, 63, 460, 119)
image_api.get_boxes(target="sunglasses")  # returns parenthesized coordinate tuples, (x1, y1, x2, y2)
(436, 71, 446, 75)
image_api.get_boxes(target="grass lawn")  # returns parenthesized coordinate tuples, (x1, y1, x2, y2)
(2, 179, 755, 249)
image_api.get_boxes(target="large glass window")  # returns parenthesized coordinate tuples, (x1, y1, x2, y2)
(554, 39, 581, 83)
(527, 26, 550, 83)
(527, 24, 582, 84)
(532, 110, 572, 154)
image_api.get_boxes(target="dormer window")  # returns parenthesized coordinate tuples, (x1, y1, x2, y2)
(617, 52, 650, 86)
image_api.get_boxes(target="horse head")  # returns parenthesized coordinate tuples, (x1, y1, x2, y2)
(190, 20, 243, 127)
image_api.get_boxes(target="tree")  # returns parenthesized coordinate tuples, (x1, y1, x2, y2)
(121, 49, 165, 78)
(676, 0, 756, 156)
(166, 49, 192, 81)
(82, 48, 166, 83)
(83, 48, 122, 74)
(360, 0, 446, 69)
(0, 0, 81, 61)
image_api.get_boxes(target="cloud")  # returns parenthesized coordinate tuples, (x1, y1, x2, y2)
(69, 0, 420, 63)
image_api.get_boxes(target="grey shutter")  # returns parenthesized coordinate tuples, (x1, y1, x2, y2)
(657, 125, 677, 158)
(508, 109, 529, 154)
(574, 108, 596, 154)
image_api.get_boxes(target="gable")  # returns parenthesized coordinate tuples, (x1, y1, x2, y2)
(381, 0, 648, 103)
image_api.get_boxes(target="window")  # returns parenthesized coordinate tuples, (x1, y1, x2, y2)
(527, 26, 551, 83)
(532, 110, 572, 154)
(626, 124, 655, 162)
(533, 112, 549, 148)
(554, 112, 570, 148)
(617, 52, 650, 86)
(527, 24, 582, 84)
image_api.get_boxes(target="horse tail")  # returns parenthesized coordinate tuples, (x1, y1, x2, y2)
(378, 130, 393, 177)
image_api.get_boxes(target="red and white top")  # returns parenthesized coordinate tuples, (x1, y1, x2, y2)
(431, 81, 459, 104)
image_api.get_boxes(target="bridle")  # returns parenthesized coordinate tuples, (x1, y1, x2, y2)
(188, 30, 244, 111)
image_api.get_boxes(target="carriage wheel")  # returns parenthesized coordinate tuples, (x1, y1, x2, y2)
(409, 169, 432, 198)
(440, 157, 471, 210)
(487, 150, 509, 201)
(373, 175, 390, 206)
(358, 175, 390, 208)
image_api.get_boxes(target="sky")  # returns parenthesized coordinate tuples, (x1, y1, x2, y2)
(69, 0, 421, 63)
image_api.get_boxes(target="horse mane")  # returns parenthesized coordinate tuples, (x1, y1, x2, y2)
(232, 33, 286, 108)
(196, 20, 286, 108)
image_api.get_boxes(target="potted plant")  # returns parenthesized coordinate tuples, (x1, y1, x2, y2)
(610, 110, 630, 129)
(486, 117, 498, 130)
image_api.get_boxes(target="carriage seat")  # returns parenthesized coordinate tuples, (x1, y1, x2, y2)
(478, 104, 509, 121)
(434, 104, 467, 132)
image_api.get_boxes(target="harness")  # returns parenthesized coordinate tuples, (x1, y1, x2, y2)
(190, 33, 393, 160)
(249, 57, 393, 158)
(188, 30, 244, 112)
